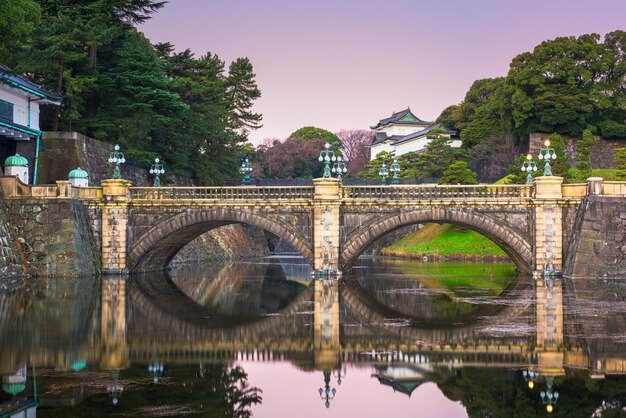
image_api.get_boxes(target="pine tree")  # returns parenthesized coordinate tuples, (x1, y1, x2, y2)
(575, 129, 597, 181)
(615, 148, 626, 180)
(439, 161, 478, 184)
(227, 58, 262, 135)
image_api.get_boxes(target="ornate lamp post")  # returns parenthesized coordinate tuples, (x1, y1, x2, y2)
(108, 144, 125, 179)
(378, 163, 389, 185)
(318, 143, 337, 178)
(148, 361, 164, 383)
(522, 369, 538, 389)
(521, 154, 538, 185)
(390, 158, 401, 184)
(149, 157, 165, 187)
(331, 156, 347, 181)
(538, 139, 557, 176)
(240, 156, 252, 185)
(540, 376, 559, 413)
(318, 370, 336, 408)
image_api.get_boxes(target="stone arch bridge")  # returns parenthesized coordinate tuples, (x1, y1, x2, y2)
(2, 175, 619, 276)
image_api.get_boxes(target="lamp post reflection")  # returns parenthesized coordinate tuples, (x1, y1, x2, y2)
(318, 370, 336, 408)
(540, 376, 559, 413)
(333, 366, 347, 385)
(522, 369, 538, 390)
(148, 361, 164, 383)
(107, 371, 124, 405)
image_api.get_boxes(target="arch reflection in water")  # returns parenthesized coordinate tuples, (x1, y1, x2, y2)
(2, 259, 626, 416)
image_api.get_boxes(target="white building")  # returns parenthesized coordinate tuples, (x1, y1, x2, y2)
(369, 108, 460, 160)
(0, 65, 62, 183)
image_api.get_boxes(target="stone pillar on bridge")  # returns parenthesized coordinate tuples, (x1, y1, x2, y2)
(313, 280, 340, 370)
(101, 179, 131, 275)
(533, 176, 564, 274)
(313, 178, 341, 272)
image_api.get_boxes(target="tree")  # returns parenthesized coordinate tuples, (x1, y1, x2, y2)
(227, 57, 262, 135)
(357, 151, 396, 179)
(335, 129, 373, 175)
(575, 129, 597, 181)
(398, 130, 467, 181)
(289, 126, 342, 152)
(615, 148, 626, 180)
(438, 161, 478, 185)
(258, 137, 325, 178)
(0, 0, 40, 66)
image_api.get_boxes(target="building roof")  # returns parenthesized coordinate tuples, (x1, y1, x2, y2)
(68, 167, 89, 179)
(370, 108, 431, 130)
(369, 124, 457, 147)
(4, 153, 28, 167)
(0, 119, 40, 140)
(0, 64, 62, 105)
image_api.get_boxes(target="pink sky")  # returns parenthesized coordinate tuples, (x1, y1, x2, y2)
(238, 361, 468, 418)
(140, 0, 626, 145)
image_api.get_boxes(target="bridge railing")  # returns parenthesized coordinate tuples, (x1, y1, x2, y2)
(129, 186, 315, 201)
(340, 184, 534, 200)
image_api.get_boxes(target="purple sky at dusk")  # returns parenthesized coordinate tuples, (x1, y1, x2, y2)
(140, 0, 626, 145)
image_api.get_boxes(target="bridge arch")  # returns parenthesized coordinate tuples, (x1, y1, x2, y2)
(129, 209, 314, 272)
(340, 208, 532, 272)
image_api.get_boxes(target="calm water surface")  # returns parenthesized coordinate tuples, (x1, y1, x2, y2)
(1, 256, 626, 418)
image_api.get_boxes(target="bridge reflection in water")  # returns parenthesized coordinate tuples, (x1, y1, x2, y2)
(1, 260, 626, 416)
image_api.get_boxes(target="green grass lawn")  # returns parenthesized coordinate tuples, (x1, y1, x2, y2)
(382, 223, 506, 257)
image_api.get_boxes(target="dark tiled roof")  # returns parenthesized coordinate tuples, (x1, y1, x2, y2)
(0, 64, 62, 104)
(369, 124, 457, 147)
(0, 119, 39, 140)
(391, 124, 456, 146)
(370, 108, 431, 129)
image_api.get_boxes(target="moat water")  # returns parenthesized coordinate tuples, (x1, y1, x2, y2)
(1, 256, 626, 418)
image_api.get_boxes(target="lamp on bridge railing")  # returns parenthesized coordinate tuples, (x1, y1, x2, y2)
(521, 154, 538, 185)
(148, 361, 164, 383)
(390, 158, 401, 184)
(331, 156, 347, 181)
(538, 139, 557, 176)
(318, 143, 337, 178)
(149, 157, 165, 187)
(108, 144, 125, 179)
(540, 376, 559, 413)
(318, 370, 337, 408)
(378, 163, 389, 185)
(240, 156, 252, 185)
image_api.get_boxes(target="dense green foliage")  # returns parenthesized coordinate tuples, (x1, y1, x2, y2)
(437, 31, 626, 182)
(438, 161, 478, 184)
(7, 0, 262, 185)
(615, 148, 626, 180)
(357, 150, 396, 179)
(575, 129, 597, 181)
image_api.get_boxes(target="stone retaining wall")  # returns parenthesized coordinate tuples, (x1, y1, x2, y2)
(564, 196, 626, 277)
(0, 190, 23, 284)
(1, 198, 100, 278)
(529, 132, 626, 169)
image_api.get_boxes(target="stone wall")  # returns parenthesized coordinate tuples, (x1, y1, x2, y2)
(564, 196, 626, 277)
(172, 224, 270, 264)
(0, 190, 23, 285)
(529, 132, 626, 169)
(1, 198, 100, 278)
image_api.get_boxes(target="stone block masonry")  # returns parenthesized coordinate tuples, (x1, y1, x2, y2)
(1, 197, 100, 278)
(564, 196, 626, 278)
